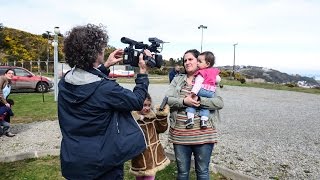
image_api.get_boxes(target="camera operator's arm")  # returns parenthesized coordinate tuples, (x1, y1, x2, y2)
(98, 49, 124, 75)
(101, 52, 150, 112)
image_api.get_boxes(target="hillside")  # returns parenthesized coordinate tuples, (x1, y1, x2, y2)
(219, 65, 319, 87)
(0, 25, 116, 64)
(0, 26, 65, 63)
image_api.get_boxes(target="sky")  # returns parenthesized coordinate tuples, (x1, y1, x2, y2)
(1, 0, 320, 77)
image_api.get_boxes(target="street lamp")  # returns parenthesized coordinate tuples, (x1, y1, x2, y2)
(232, 43, 238, 78)
(53, 27, 60, 101)
(198, 25, 207, 52)
(46, 31, 51, 74)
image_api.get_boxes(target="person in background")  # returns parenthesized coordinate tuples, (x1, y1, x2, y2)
(0, 69, 15, 136)
(169, 64, 180, 83)
(165, 49, 224, 179)
(130, 93, 170, 180)
(0, 69, 14, 110)
(0, 99, 15, 137)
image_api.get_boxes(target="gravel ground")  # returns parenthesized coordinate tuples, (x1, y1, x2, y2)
(1, 84, 320, 180)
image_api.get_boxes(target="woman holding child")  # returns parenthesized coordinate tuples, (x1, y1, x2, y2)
(166, 49, 224, 179)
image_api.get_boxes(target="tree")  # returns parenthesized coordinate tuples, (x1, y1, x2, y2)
(104, 45, 117, 62)
(0, 23, 4, 48)
(168, 58, 175, 67)
(176, 57, 183, 66)
(0, 23, 6, 62)
(41, 33, 52, 39)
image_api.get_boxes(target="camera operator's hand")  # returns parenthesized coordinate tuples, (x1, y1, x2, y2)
(138, 49, 151, 74)
(104, 49, 124, 68)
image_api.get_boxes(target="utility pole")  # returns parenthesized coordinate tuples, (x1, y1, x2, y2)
(53, 27, 60, 101)
(198, 25, 207, 52)
(46, 31, 51, 74)
(232, 43, 238, 78)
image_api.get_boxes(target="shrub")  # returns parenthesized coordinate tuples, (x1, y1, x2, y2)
(239, 78, 246, 84)
(219, 69, 230, 77)
(285, 83, 298, 88)
(149, 67, 169, 75)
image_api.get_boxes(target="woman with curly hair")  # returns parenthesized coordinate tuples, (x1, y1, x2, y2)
(58, 24, 152, 179)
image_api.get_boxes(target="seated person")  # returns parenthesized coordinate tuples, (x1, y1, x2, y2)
(0, 99, 15, 137)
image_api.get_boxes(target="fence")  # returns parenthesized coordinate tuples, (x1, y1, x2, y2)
(1, 60, 69, 76)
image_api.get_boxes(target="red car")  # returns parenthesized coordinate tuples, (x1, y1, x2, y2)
(0, 66, 53, 93)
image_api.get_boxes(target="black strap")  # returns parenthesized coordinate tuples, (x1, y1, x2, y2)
(87, 68, 108, 79)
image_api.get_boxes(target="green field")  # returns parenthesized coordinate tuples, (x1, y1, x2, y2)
(10, 93, 57, 124)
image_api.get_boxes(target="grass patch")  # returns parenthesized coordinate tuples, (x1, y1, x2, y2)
(9, 93, 57, 124)
(0, 156, 226, 180)
(0, 156, 63, 180)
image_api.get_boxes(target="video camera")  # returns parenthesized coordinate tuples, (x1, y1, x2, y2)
(121, 37, 164, 68)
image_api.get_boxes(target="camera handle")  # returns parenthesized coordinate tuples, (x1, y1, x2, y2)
(142, 51, 156, 67)
(159, 96, 168, 111)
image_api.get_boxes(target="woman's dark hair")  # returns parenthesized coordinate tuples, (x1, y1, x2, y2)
(4, 69, 14, 74)
(184, 49, 200, 60)
(182, 49, 200, 73)
(63, 24, 108, 70)
(200, 51, 215, 67)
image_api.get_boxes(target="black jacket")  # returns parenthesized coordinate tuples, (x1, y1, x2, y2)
(58, 67, 149, 179)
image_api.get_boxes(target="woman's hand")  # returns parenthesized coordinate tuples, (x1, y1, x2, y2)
(104, 49, 124, 68)
(183, 94, 200, 107)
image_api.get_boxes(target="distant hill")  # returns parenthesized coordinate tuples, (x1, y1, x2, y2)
(0, 26, 64, 63)
(0, 25, 116, 64)
(219, 65, 319, 86)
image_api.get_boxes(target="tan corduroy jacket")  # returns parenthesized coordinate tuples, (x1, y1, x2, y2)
(130, 105, 170, 176)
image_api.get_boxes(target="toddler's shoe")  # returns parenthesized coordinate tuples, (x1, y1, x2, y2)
(200, 120, 207, 129)
(185, 118, 194, 129)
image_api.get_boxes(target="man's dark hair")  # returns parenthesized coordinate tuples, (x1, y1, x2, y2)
(63, 24, 109, 70)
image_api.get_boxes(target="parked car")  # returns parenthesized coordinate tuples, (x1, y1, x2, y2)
(108, 69, 135, 78)
(0, 66, 54, 93)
